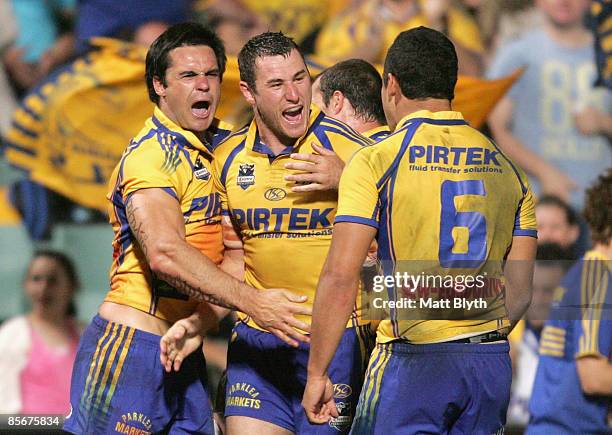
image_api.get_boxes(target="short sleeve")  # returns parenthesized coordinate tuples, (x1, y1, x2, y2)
(335, 149, 380, 229)
(120, 142, 189, 202)
(513, 183, 537, 238)
(574, 258, 611, 359)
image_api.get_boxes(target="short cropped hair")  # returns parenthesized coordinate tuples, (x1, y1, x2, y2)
(238, 31, 303, 91)
(383, 26, 457, 101)
(145, 22, 226, 104)
(318, 59, 386, 124)
(584, 169, 611, 244)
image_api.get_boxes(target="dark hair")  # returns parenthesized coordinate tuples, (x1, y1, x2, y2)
(584, 169, 611, 245)
(318, 59, 386, 124)
(537, 195, 578, 226)
(238, 31, 303, 91)
(383, 26, 457, 101)
(27, 250, 80, 316)
(536, 242, 576, 264)
(145, 22, 227, 104)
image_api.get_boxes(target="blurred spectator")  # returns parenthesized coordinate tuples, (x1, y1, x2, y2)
(314, 0, 485, 75)
(3, 0, 76, 92)
(507, 243, 574, 427)
(198, 0, 268, 56)
(478, 0, 541, 61)
(0, 0, 18, 135)
(527, 169, 612, 434)
(535, 195, 581, 257)
(0, 250, 81, 414)
(200, 0, 342, 55)
(74, 0, 190, 54)
(487, 0, 612, 208)
(419, 0, 484, 75)
(589, 0, 611, 89)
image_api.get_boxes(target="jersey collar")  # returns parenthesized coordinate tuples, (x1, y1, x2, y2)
(246, 105, 325, 158)
(364, 125, 391, 139)
(151, 106, 216, 157)
(396, 110, 468, 131)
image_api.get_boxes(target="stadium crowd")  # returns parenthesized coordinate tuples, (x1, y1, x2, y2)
(0, 0, 609, 434)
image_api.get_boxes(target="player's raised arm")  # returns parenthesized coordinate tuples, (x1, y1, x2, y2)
(303, 221, 377, 423)
(128, 188, 311, 345)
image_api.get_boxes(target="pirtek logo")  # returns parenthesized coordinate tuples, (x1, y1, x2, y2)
(409, 145, 501, 166)
(232, 207, 334, 231)
(264, 188, 287, 201)
(333, 383, 352, 399)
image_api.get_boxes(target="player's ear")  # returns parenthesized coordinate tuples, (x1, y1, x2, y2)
(239, 81, 256, 106)
(386, 73, 400, 99)
(153, 76, 166, 99)
(330, 90, 344, 115)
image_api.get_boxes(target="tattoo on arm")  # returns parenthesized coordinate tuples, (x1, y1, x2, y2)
(154, 274, 235, 309)
(125, 195, 238, 309)
(126, 198, 150, 259)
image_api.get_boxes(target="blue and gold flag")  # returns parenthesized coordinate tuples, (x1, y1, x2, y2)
(4, 38, 154, 212)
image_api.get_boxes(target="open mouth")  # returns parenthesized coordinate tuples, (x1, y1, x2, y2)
(191, 100, 211, 119)
(282, 106, 303, 123)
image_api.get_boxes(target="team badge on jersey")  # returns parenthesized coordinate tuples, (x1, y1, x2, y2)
(237, 163, 256, 190)
(194, 157, 211, 181)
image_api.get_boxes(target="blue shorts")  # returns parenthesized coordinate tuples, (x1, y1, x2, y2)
(351, 341, 511, 435)
(64, 315, 214, 434)
(225, 322, 373, 434)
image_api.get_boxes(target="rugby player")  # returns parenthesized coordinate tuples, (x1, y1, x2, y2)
(64, 23, 310, 435)
(302, 27, 538, 434)
(311, 59, 390, 141)
(162, 31, 374, 435)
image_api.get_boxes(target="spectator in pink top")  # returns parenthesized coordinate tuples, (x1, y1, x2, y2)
(0, 250, 82, 414)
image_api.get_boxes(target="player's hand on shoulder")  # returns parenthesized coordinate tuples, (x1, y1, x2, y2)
(285, 143, 345, 192)
(302, 374, 338, 424)
(248, 289, 311, 347)
(160, 317, 204, 372)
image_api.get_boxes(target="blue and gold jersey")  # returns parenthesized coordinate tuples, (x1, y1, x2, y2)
(336, 110, 537, 344)
(363, 125, 391, 142)
(213, 106, 370, 330)
(529, 250, 611, 434)
(105, 107, 233, 323)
